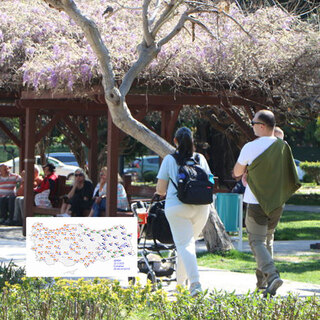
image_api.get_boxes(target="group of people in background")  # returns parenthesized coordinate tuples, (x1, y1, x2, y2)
(58, 166, 129, 218)
(0, 162, 59, 226)
(0, 163, 129, 225)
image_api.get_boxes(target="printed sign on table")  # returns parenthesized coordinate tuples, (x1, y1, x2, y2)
(26, 217, 137, 277)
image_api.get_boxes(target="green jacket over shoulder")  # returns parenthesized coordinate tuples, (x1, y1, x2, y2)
(247, 138, 301, 215)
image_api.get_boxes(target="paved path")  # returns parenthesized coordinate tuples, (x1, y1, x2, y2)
(284, 204, 320, 213)
(1, 226, 319, 297)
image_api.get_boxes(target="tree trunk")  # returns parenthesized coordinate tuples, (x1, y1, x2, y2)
(202, 204, 234, 252)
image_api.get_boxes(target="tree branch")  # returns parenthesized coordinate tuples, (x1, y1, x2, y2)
(142, 0, 154, 46)
(158, 11, 189, 47)
(151, 0, 183, 38)
(186, 16, 218, 40)
(149, 0, 162, 26)
(120, 43, 160, 96)
(43, 0, 116, 93)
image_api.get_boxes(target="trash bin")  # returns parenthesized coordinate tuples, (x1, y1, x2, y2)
(215, 193, 242, 232)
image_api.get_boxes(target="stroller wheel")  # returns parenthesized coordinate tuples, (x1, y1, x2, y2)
(128, 277, 136, 285)
(147, 271, 157, 284)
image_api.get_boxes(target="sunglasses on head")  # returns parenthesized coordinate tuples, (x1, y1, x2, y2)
(75, 173, 84, 177)
(251, 120, 265, 126)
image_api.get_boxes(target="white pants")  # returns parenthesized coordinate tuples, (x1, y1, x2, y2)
(165, 203, 209, 286)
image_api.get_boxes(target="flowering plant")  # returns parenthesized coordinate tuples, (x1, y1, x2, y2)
(0, 0, 318, 109)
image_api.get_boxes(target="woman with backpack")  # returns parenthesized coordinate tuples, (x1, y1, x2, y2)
(155, 127, 213, 297)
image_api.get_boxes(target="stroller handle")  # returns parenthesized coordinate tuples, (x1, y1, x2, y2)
(151, 193, 165, 203)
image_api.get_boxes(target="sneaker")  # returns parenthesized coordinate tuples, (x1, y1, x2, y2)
(263, 277, 283, 297)
(56, 213, 71, 217)
(189, 282, 202, 297)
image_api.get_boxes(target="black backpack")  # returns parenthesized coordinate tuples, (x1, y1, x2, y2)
(170, 153, 214, 205)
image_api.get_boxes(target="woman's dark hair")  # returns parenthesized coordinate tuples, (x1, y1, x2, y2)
(174, 127, 194, 165)
(43, 163, 55, 173)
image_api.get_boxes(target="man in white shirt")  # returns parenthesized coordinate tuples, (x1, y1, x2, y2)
(233, 110, 299, 297)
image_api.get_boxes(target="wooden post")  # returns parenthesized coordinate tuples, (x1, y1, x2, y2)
(88, 116, 98, 186)
(23, 108, 36, 236)
(105, 110, 119, 217)
(161, 106, 182, 143)
(161, 110, 171, 141)
(19, 116, 25, 173)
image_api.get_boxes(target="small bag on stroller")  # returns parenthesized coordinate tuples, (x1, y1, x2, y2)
(146, 200, 174, 244)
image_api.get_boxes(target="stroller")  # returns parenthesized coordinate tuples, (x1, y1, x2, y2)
(131, 199, 177, 285)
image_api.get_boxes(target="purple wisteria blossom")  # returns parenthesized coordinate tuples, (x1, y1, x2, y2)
(0, 0, 318, 97)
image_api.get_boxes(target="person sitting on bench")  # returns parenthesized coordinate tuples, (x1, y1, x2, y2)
(88, 166, 129, 217)
(0, 164, 22, 225)
(12, 167, 43, 226)
(59, 168, 94, 217)
(34, 163, 58, 208)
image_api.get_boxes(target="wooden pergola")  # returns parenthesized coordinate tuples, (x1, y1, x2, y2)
(0, 87, 271, 235)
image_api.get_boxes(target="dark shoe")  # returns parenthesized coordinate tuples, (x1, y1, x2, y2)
(263, 277, 283, 297)
(12, 220, 22, 226)
(256, 269, 267, 290)
(3, 219, 14, 226)
(310, 243, 320, 250)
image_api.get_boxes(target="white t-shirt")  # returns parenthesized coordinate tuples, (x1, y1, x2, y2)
(157, 152, 212, 208)
(93, 182, 129, 210)
(237, 136, 277, 204)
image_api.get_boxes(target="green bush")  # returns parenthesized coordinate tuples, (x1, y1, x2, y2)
(287, 193, 320, 206)
(300, 161, 320, 185)
(1, 278, 319, 319)
(303, 174, 314, 183)
(0, 261, 25, 291)
(143, 171, 157, 182)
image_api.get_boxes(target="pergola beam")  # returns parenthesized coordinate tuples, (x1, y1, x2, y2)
(35, 113, 65, 143)
(62, 116, 91, 148)
(220, 102, 255, 139)
(0, 120, 21, 146)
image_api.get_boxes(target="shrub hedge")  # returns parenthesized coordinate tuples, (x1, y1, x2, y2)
(300, 162, 320, 185)
(287, 193, 320, 206)
(1, 277, 319, 320)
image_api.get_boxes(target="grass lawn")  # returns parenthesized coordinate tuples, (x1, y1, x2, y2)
(198, 206, 320, 285)
(275, 210, 320, 240)
(197, 250, 320, 285)
(241, 210, 320, 241)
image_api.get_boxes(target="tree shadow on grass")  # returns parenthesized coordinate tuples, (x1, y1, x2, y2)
(277, 259, 320, 274)
(275, 227, 320, 240)
(281, 211, 319, 222)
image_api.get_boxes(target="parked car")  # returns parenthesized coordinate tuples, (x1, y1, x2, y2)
(46, 152, 79, 166)
(294, 159, 306, 181)
(0, 156, 79, 180)
(124, 155, 160, 179)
